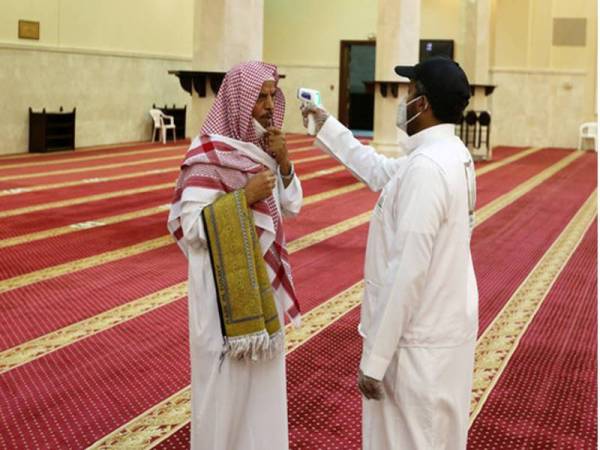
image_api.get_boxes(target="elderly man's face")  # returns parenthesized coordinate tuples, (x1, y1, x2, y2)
(253, 80, 276, 128)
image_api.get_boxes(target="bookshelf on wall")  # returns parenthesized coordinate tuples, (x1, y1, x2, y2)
(29, 107, 76, 153)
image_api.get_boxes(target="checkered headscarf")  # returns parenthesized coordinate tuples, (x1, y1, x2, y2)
(201, 61, 285, 151)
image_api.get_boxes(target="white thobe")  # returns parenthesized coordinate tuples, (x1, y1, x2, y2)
(317, 118, 478, 450)
(180, 135, 303, 450)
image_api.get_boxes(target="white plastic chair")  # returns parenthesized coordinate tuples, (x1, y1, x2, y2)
(578, 122, 597, 151)
(149, 109, 177, 144)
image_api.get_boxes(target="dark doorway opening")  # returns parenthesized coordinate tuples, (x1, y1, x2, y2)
(339, 40, 376, 136)
(338, 39, 455, 136)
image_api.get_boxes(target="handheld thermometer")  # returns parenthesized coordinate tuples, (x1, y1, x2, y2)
(297, 88, 321, 135)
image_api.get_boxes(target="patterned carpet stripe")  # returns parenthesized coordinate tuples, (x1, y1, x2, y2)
(0, 182, 370, 293)
(279, 191, 597, 450)
(0, 146, 537, 239)
(0, 139, 311, 176)
(0, 212, 376, 374)
(0, 144, 187, 172)
(0, 182, 174, 219)
(0, 145, 520, 210)
(470, 191, 597, 423)
(0, 155, 343, 218)
(468, 221, 597, 449)
(87, 151, 586, 449)
(0, 165, 351, 248)
(475, 148, 571, 206)
(0, 153, 338, 218)
(475, 146, 542, 176)
(7, 148, 575, 288)
(0, 155, 183, 183)
(0, 224, 372, 449)
(0, 147, 326, 186)
(0, 140, 183, 163)
(475, 152, 597, 334)
(0, 187, 379, 350)
(0, 144, 516, 195)
(0, 143, 525, 199)
(474, 151, 583, 224)
(152, 151, 597, 449)
(0, 163, 346, 199)
(0, 167, 174, 198)
(0, 137, 312, 167)
(0, 159, 348, 239)
(0, 143, 315, 192)
(0, 142, 588, 448)
(0, 149, 564, 328)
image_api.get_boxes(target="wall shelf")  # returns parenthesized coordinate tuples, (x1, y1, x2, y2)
(29, 107, 76, 153)
(169, 70, 287, 97)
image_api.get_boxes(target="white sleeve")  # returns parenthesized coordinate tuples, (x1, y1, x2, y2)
(315, 116, 408, 192)
(180, 189, 223, 250)
(359, 159, 449, 380)
(276, 163, 303, 217)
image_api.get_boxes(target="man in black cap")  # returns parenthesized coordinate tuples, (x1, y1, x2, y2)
(302, 56, 478, 450)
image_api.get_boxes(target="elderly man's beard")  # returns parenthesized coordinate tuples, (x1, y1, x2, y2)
(253, 116, 272, 138)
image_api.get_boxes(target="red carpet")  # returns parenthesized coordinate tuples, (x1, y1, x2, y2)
(468, 220, 597, 449)
(0, 138, 596, 449)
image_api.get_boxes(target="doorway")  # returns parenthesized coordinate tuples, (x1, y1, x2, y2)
(339, 40, 376, 136)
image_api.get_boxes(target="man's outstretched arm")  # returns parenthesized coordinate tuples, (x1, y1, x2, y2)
(302, 106, 408, 192)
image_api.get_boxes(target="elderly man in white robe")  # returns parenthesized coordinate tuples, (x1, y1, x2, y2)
(168, 61, 302, 450)
(303, 56, 478, 450)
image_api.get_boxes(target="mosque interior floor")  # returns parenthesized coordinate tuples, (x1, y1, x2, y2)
(0, 136, 596, 449)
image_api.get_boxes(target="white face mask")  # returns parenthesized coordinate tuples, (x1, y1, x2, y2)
(253, 118, 267, 138)
(396, 95, 425, 132)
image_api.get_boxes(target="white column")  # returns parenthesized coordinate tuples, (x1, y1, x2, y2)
(461, 0, 493, 159)
(186, 0, 264, 137)
(372, 0, 420, 155)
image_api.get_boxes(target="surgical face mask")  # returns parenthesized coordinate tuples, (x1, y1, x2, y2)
(396, 95, 425, 132)
(253, 118, 267, 138)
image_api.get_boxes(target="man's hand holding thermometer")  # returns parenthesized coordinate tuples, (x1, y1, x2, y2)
(298, 88, 330, 136)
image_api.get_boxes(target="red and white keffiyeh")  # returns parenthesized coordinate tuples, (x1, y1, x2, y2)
(168, 61, 300, 324)
(201, 61, 285, 150)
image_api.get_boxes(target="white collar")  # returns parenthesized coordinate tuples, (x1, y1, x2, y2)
(405, 123, 456, 153)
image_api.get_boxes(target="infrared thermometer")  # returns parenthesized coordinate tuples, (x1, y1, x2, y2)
(297, 88, 321, 135)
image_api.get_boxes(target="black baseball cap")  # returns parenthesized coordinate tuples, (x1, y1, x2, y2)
(394, 56, 471, 101)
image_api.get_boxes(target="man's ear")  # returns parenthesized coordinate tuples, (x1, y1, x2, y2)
(417, 95, 429, 112)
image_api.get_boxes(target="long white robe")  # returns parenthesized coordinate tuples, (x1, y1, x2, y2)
(180, 135, 302, 450)
(317, 118, 478, 450)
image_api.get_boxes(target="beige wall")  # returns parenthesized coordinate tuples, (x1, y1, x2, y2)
(1, 0, 192, 57)
(491, 0, 596, 148)
(0, 0, 193, 154)
(264, 0, 464, 134)
(266, 0, 596, 147)
(1, 0, 596, 152)
(0, 48, 191, 154)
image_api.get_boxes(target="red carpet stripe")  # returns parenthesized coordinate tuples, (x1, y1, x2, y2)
(0, 149, 564, 346)
(0, 184, 374, 350)
(468, 220, 597, 449)
(475, 152, 597, 333)
(0, 141, 187, 165)
(0, 160, 352, 239)
(0, 146, 545, 448)
(0, 224, 375, 449)
(476, 148, 570, 206)
(153, 151, 597, 450)
(0, 142, 588, 449)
